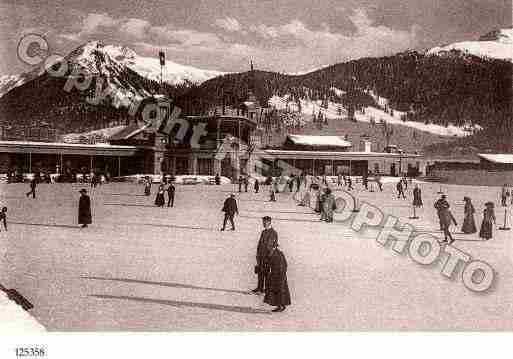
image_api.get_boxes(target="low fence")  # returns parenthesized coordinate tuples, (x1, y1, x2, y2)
(431, 169, 513, 186)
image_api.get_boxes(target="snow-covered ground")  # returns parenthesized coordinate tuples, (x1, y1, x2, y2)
(269, 92, 480, 137)
(0, 181, 512, 330)
(0, 293, 46, 333)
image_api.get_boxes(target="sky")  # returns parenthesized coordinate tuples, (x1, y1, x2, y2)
(0, 0, 511, 76)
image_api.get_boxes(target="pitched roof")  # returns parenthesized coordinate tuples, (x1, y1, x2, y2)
(478, 153, 513, 164)
(286, 135, 352, 148)
(109, 123, 150, 141)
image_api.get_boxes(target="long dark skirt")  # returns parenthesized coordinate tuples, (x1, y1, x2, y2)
(155, 193, 165, 207)
(264, 274, 291, 307)
(479, 221, 493, 239)
(462, 213, 477, 234)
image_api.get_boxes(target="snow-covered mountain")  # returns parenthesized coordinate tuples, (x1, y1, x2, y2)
(428, 28, 513, 61)
(0, 41, 225, 99)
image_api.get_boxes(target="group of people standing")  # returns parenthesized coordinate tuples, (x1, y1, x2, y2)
(143, 177, 175, 208)
(433, 194, 496, 244)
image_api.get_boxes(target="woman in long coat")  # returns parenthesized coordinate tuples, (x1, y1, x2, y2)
(413, 184, 423, 208)
(144, 177, 152, 196)
(78, 189, 92, 228)
(461, 197, 477, 234)
(154, 184, 165, 207)
(321, 188, 336, 222)
(264, 243, 291, 312)
(479, 202, 496, 240)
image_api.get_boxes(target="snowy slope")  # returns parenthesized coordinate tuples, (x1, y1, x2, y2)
(268, 92, 481, 138)
(428, 28, 513, 61)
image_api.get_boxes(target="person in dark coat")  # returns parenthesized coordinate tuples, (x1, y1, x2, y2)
(479, 202, 496, 240)
(254, 178, 259, 193)
(26, 178, 37, 199)
(244, 176, 249, 192)
(461, 197, 477, 234)
(167, 182, 175, 207)
(0, 207, 7, 231)
(440, 206, 457, 244)
(288, 175, 294, 192)
(434, 194, 450, 231)
(264, 241, 291, 312)
(413, 184, 423, 208)
(154, 184, 165, 207)
(214, 173, 221, 185)
(252, 216, 278, 294)
(144, 177, 151, 196)
(396, 180, 406, 199)
(238, 176, 243, 192)
(221, 194, 238, 231)
(78, 189, 92, 228)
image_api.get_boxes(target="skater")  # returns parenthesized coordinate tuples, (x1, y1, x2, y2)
(154, 184, 165, 207)
(0, 207, 7, 231)
(166, 182, 175, 207)
(337, 173, 342, 187)
(288, 175, 294, 192)
(252, 216, 278, 294)
(461, 197, 477, 234)
(321, 188, 336, 222)
(375, 173, 383, 191)
(479, 202, 496, 240)
(295, 174, 301, 192)
(347, 176, 353, 191)
(501, 184, 508, 207)
(434, 194, 450, 231)
(78, 189, 92, 228)
(244, 175, 249, 192)
(264, 241, 291, 312)
(313, 185, 321, 213)
(25, 178, 37, 199)
(254, 178, 259, 193)
(221, 194, 238, 231)
(144, 176, 151, 196)
(362, 172, 368, 190)
(269, 179, 277, 202)
(214, 173, 221, 185)
(413, 184, 423, 208)
(440, 204, 457, 244)
(401, 176, 408, 191)
(396, 180, 406, 199)
(238, 176, 243, 193)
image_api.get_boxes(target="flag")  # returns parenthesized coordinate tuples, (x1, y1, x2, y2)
(159, 50, 165, 66)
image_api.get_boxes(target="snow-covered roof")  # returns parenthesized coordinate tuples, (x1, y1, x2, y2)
(287, 135, 351, 148)
(478, 153, 513, 164)
(109, 123, 150, 141)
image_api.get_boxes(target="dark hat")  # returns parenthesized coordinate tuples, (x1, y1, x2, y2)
(79, 188, 87, 194)
(262, 216, 272, 222)
(441, 194, 447, 199)
(230, 193, 235, 197)
(485, 201, 494, 207)
(463, 196, 470, 201)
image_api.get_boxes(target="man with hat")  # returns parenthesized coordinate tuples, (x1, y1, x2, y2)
(220, 193, 238, 231)
(434, 194, 450, 231)
(252, 216, 278, 294)
(78, 188, 92, 228)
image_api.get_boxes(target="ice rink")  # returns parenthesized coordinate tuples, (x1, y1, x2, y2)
(1, 180, 512, 330)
